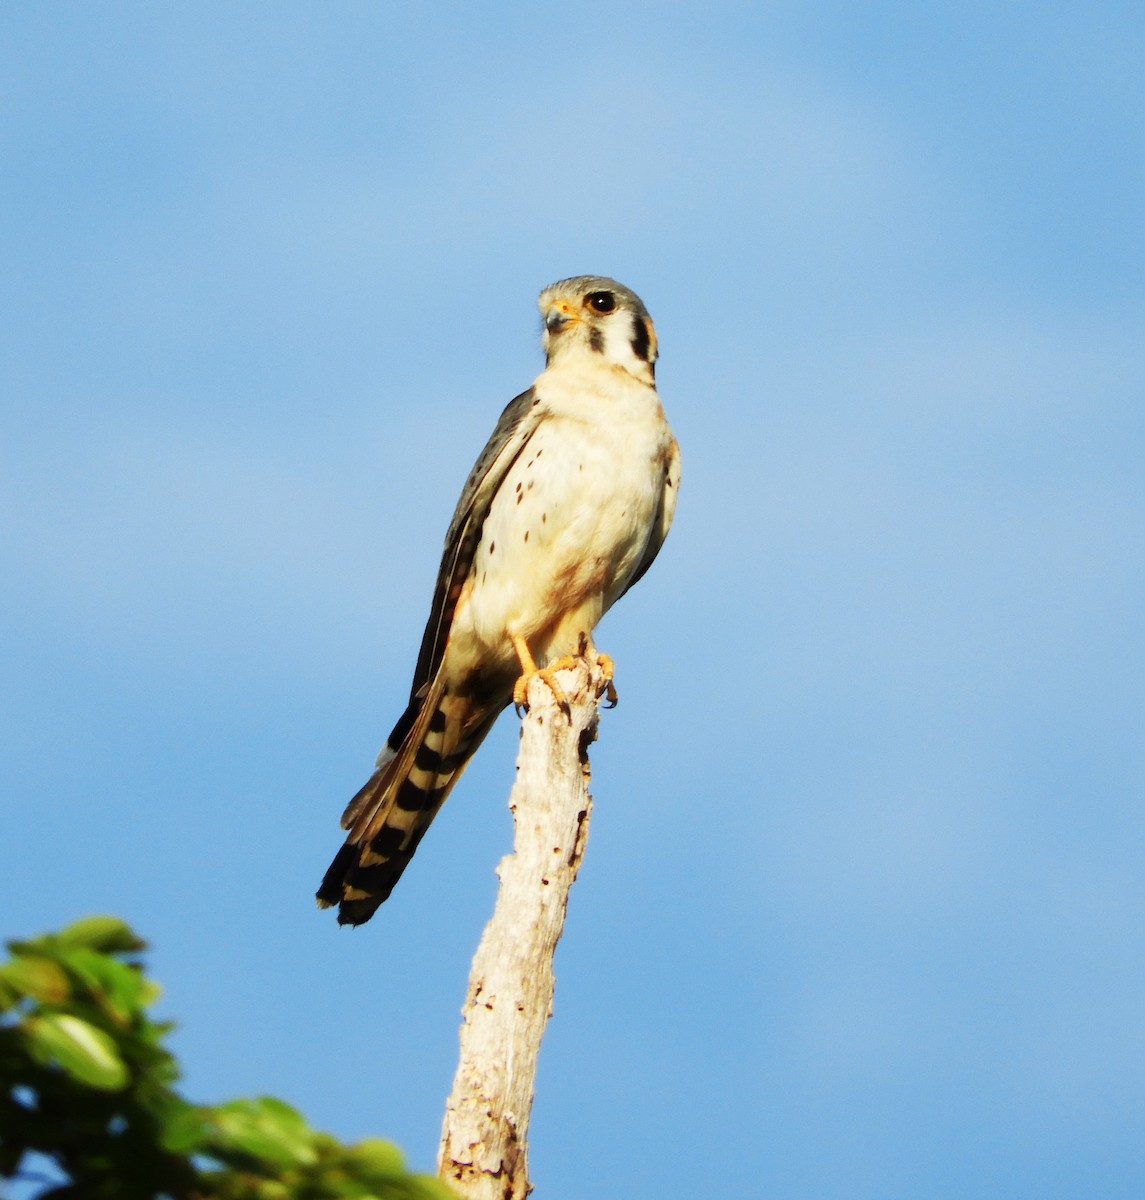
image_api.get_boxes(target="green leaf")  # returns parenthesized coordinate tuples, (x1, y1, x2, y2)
(159, 1101, 214, 1155)
(342, 1137, 408, 1182)
(0, 954, 71, 1004)
(404, 1176, 462, 1200)
(3, 916, 440, 1200)
(22, 1012, 129, 1090)
(55, 946, 153, 1020)
(208, 1096, 319, 1169)
(56, 915, 145, 954)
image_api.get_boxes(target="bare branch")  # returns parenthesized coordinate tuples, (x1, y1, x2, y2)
(437, 656, 606, 1199)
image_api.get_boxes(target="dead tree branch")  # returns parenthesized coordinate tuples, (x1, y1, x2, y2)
(437, 656, 606, 1199)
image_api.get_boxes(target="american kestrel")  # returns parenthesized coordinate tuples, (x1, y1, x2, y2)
(317, 276, 680, 925)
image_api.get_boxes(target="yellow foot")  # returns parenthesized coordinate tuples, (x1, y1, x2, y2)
(508, 633, 618, 714)
(595, 652, 618, 708)
(513, 654, 580, 714)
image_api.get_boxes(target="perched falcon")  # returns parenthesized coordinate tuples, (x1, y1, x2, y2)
(317, 276, 680, 925)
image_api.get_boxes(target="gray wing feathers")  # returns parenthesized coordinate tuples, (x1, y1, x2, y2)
(410, 387, 545, 691)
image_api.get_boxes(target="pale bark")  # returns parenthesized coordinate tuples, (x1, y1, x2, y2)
(437, 656, 605, 1199)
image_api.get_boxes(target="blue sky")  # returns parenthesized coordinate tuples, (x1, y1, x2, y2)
(3, 4, 1144, 1197)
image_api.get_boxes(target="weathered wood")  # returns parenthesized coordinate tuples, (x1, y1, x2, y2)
(437, 656, 605, 1199)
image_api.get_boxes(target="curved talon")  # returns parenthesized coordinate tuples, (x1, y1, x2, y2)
(514, 654, 579, 715)
(508, 634, 618, 716)
(595, 652, 618, 708)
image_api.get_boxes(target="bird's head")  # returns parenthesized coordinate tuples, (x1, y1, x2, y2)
(538, 276, 658, 384)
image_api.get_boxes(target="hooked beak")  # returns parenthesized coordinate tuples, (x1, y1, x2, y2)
(544, 301, 576, 335)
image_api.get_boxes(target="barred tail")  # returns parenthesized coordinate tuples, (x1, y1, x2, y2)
(316, 681, 498, 925)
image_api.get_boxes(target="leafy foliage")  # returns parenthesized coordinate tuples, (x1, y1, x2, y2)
(0, 916, 455, 1200)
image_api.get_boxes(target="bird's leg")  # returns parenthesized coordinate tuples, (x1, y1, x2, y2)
(573, 632, 618, 707)
(510, 632, 579, 716)
(510, 632, 619, 714)
(595, 651, 618, 708)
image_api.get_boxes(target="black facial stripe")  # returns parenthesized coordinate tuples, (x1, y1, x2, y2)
(630, 316, 651, 362)
(588, 328, 605, 353)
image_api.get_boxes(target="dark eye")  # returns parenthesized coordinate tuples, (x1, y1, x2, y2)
(585, 291, 617, 314)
